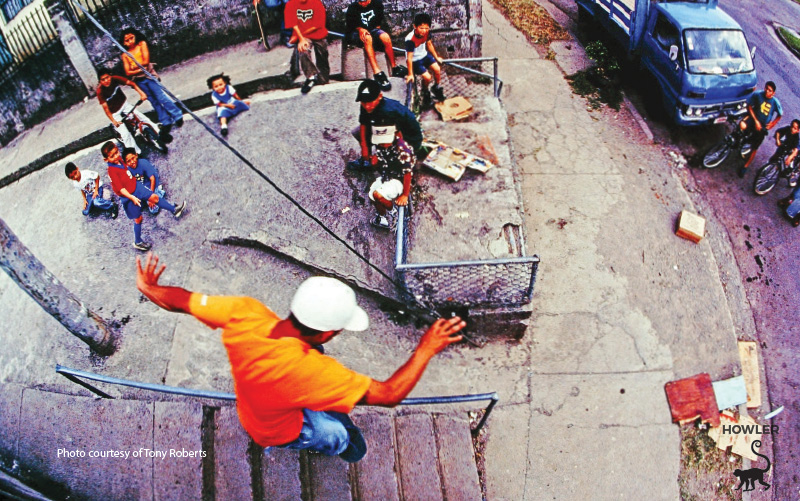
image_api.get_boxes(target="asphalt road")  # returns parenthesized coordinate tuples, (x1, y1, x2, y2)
(550, 0, 800, 495)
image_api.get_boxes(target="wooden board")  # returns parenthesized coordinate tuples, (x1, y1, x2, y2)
(676, 210, 706, 243)
(664, 373, 720, 427)
(708, 410, 737, 450)
(738, 341, 761, 408)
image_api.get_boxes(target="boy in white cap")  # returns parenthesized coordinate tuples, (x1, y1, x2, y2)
(136, 253, 465, 462)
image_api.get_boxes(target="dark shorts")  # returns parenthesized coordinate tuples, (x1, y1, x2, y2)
(742, 116, 768, 149)
(347, 29, 387, 52)
(412, 54, 437, 76)
(121, 184, 154, 220)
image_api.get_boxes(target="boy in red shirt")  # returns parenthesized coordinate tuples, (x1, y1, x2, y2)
(102, 142, 187, 251)
(284, 0, 330, 94)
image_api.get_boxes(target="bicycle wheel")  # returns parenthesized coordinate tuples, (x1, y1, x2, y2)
(703, 140, 731, 168)
(753, 162, 780, 195)
(142, 125, 168, 153)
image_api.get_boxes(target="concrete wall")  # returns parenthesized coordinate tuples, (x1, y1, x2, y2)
(1, 0, 481, 146)
(81, 0, 481, 72)
(0, 41, 87, 146)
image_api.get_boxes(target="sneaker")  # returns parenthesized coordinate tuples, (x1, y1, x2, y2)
(391, 65, 407, 78)
(370, 214, 392, 230)
(431, 84, 446, 102)
(737, 166, 747, 178)
(174, 201, 187, 218)
(221, 126, 228, 137)
(301, 77, 316, 94)
(778, 197, 792, 210)
(133, 241, 152, 251)
(110, 204, 119, 219)
(374, 71, 391, 92)
(789, 171, 799, 188)
(175, 117, 184, 127)
(347, 158, 371, 170)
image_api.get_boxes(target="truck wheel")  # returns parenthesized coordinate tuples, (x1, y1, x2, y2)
(703, 141, 730, 169)
(753, 162, 780, 195)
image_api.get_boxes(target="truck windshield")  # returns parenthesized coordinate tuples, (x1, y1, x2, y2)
(684, 30, 754, 75)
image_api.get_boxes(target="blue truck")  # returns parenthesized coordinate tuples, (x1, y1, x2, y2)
(576, 0, 757, 126)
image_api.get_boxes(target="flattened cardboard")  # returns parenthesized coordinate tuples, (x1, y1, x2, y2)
(435, 96, 473, 122)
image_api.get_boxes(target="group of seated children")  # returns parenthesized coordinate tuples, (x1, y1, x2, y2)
(65, 143, 187, 251)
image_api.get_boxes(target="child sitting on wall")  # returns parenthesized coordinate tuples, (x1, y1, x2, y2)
(404, 13, 446, 108)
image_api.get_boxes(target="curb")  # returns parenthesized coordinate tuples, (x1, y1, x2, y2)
(0, 72, 299, 190)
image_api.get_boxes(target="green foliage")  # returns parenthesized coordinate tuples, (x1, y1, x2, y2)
(778, 27, 800, 54)
(567, 41, 622, 110)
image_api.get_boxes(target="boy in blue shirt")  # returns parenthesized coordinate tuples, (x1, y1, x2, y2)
(122, 148, 166, 216)
(739, 81, 782, 178)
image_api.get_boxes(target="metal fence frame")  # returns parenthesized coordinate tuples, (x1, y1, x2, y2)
(394, 206, 539, 309)
(56, 365, 499, 436)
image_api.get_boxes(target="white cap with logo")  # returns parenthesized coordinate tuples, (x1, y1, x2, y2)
(290, 277, 370, 332)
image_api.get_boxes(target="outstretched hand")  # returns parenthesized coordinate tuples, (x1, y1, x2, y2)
(136, 252, 166, 294)
(418, 316, 466, 355)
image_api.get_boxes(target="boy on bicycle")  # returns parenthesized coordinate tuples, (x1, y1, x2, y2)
(96, 69, 162, 155)
(738, 81, 782, 178)
(770, 119, 800, 187)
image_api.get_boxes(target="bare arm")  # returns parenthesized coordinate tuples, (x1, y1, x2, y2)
(93, 177, 100, 197)
(360, 125, 371, 159)
(136, 253, 193, 313)
(120, 187, 141, 206)
(427, 40, 442, 63)
(101, 102, 120, 127)
(767, 114, 782, 130)
(360, 317, 465, 407)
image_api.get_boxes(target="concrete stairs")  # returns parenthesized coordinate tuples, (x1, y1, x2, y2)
(0, 385, 484, 500)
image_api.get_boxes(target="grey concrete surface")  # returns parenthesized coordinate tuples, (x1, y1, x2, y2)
(0, 0, 753, 499)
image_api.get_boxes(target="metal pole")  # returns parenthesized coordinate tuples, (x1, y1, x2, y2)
(493, 58, 499, 97)
(472, 394, 499, 435)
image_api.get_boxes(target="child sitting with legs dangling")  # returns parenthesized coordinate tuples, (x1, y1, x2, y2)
(207, 74, 251, 137)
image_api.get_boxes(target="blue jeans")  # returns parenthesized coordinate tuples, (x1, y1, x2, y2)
(787, 185, 800, 218)
(82, 185, 115, 216)
(277, 409, 366, 462)
(137, 78, 183, 126)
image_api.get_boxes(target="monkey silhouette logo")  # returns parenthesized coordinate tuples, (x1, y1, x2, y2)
(296, 9, 313, 21)
(733, 439, 771, 492)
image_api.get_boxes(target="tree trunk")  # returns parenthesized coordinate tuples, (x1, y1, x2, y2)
(0, 218, 115, 355)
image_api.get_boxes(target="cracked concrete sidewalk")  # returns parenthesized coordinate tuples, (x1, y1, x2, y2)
(0, 1, 747, 499)
(479, 2, 741, 499)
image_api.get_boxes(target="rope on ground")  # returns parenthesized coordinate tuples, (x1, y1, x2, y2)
(69, 0, 480, 345)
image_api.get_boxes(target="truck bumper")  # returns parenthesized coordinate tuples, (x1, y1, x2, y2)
(675, 100, 749, 126)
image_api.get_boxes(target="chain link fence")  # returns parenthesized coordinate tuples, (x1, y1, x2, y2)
(394, 206, 539, 310)
(406, 57, 501, 111)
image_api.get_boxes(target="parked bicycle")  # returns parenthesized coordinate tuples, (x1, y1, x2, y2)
(702, 116, 755, 169)
(113, 100, 168, 153)
(753, 152, 799, 195)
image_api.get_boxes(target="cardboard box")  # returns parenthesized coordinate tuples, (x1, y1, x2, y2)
(435, 96, 473, 122)
(676, 210, 706, 243)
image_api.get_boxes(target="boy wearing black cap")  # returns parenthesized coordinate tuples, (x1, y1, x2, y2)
(349, 79, 423, 171)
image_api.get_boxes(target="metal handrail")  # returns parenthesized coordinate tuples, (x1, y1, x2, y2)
(56, 365, 499, 435)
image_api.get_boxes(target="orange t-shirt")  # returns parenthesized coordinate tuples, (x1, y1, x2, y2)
(188, 294, 372, 446)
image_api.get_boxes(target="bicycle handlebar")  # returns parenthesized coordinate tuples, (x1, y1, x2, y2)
(118, 100, 144, 123)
